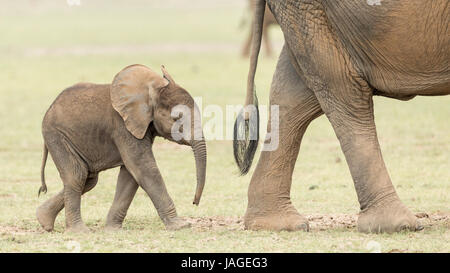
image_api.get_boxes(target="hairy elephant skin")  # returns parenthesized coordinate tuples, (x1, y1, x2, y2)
(235, 0, 449, 233)
(37, 64, 207, 233)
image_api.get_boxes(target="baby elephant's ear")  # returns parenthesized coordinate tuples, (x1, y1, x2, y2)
(161, 65, 175, 85)
(111, 64, 169, 139)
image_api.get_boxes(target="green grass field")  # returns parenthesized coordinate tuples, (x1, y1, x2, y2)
(0, 0, 448, 252)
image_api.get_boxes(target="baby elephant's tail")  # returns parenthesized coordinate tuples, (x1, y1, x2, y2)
(38, 145, 48, 197)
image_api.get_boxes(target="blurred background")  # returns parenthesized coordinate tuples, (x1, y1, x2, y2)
(0, 0, 448, 252)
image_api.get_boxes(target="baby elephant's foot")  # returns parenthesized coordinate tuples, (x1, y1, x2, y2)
(358, 200, 423, 233)
(163, 217, 191, 231)
(36, 204, 58, 232)
(65, 223, 91, 234)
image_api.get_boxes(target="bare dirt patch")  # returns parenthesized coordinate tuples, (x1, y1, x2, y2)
(306, 214, 357, 231)
(0, 225, 43, 236)
(183, 212, 450, 232)
(0, 213, 447, 235)
(183, 214, 358, 232)
(184, 216, 244, 231)
(415, 212, 450, 229)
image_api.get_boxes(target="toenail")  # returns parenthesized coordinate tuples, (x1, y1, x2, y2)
(300, 223, 309, 232)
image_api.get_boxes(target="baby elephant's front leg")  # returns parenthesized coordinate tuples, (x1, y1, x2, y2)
(105, 166, 139, 230)
(115, 148, 191, 231)
(140, 161, 191, 231)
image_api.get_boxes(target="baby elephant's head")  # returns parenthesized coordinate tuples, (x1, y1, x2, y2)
(111, 64, 206, 205)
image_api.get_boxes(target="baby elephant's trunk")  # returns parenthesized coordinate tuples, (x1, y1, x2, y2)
(192, 138, 207, 205)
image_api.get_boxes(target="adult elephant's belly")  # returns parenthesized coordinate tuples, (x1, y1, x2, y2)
(367, 70, 450, 97)
(324, 0, 450, 96)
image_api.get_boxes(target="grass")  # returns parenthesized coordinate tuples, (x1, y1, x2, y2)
(0, 0, 448, 253)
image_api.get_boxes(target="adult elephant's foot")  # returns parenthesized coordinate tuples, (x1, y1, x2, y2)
(105, 214, 125, 231)
(65, 223, 91, 234)
(36, 204, 58, 232)
(163, 217, 191, 231)
(245, 213, 309, 231)
(244, 203, 309, 232)
(103, 223, 123, 232)
(358, 200, 423, 233)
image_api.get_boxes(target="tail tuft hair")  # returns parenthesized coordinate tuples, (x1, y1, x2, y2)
(38, 145, 48, 197)
(233, 95, 260, 175)
(38, 185, 47, 197)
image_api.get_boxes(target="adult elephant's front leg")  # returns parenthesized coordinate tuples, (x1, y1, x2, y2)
(245, 46, 323, 231)
(105, 166, 139, 230)
(298, 32, 421, 232)
(321, 91, 421, 233)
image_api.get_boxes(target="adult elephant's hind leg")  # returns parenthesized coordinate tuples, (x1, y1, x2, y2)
(244, 46, 323, 231)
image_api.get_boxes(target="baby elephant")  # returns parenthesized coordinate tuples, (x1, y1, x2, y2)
(36, 64, 206, 233)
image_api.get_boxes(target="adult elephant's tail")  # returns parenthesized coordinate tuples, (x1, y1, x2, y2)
(38, 144, 48, 196)
(233, 0, 265, 175)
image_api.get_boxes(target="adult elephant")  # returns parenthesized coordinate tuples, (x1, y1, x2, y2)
(234, 0, 449, 233)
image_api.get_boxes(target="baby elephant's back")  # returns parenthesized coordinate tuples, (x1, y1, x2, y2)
(43, 83, 113, 130)
(42, 83, 117, 153)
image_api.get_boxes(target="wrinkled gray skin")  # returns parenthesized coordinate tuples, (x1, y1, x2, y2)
(239, 0, 449, 233)
(37, 64, 206, 233)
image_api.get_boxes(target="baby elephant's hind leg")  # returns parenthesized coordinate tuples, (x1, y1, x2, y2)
(36, 189, 64, 232)
(36, 172, 98, 232)
(42, 135, 91, 233)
